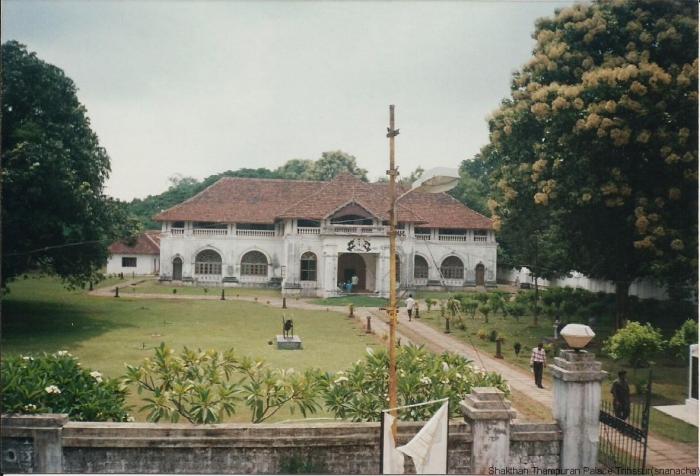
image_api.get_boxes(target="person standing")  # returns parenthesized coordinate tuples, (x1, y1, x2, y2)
(530, 342, 546, 388)
(351, 274, 358, 292)
(611, 370, 631, 420)
(405, 294, 416, 322)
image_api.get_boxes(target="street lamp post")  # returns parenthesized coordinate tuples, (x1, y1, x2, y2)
(385, 105, 460, 441)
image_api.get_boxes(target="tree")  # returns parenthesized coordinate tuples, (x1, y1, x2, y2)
(667, 319, 698, 360)
(603, 321, 665, 370)
(484, 1, 698, 329)
(275, 158, 314, 180)
(1, 41, 139, 288)
(308, 150, 368, 181)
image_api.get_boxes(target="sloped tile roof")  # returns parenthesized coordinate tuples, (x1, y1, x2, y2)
(154, 174, 492, 230)
(108, 231, 161, 255)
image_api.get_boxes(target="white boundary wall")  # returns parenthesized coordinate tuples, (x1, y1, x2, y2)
(497, 266, 669, 300)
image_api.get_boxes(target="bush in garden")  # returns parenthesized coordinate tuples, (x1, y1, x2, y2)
(488, 291, 508, 316)
(319, 345, 509, 421)
(1, 351, 130, 421)
(473, 293, 489, 304)
(124, 343, 322, 424)
(505, 302, 526, 322)
(667, 319, 698, 360)
(425, 298, 436, 312)
(513, 342, 522, 356)
(478, 304, 492, 323)
(603, 322, 665, 369)
(477, 328, 487, 340)
(461, 298, 478, 320)
(488, 330, 499, 342)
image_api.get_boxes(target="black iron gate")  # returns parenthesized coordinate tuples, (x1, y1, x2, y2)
(598, 373, 651, 471)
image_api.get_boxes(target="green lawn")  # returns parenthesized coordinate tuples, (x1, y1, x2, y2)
(2, 276, 381, 422)
(118, 279, 283, 299)
(312, 295, 390, 307)
(416, 308, 696, 444)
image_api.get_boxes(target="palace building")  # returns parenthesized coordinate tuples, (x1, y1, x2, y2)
(154, 173, 497, 297)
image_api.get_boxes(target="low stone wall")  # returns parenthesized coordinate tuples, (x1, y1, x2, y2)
(1, 412, 561, 474)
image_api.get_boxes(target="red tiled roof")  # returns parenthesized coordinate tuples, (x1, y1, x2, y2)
(108, 231, 161, 255)
(153, 178, 319, 224)
(154, 174, 492, 230)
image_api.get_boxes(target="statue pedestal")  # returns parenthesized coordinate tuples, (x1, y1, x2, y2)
(276, 335, 302, 350)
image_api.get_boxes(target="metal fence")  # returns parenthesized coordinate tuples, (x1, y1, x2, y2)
(598, 377, 651, 471)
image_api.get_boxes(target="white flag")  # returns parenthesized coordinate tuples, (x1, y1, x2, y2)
(396, 401, 449, 474)
(382, 412, 405, 474)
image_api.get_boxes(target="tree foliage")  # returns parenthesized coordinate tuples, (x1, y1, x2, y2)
(319, 345, 508, 421)
(667, 319, 698, 360)
(603, 321, 665, 369)
(1, 351, 130, 421)
(482, 2, 698, 327)
(1, 41, 139, 288)
(124, 343, 322, 424)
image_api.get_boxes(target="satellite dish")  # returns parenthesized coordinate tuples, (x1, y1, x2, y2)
(411, 167, 460, 193)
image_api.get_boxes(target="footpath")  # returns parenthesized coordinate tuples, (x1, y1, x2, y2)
(88, 285, 697, 469)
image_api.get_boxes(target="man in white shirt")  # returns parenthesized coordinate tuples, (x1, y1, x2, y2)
(530, 342, 546, 388)
(405, 294, 416, 322)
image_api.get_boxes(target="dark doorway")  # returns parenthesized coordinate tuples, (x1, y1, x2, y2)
(173, 257, 183, 281)
(475, 263, 485, 286)
(337, 253, 367, 291)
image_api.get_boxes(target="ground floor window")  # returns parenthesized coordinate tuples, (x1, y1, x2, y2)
(241, 251, 268, 276)
(122, 257, 137, 267)
(414, 255, 428, 279)
(300, 252, 317, 281)
(440, 256, 464, 280)
(195, 249, 222, 275)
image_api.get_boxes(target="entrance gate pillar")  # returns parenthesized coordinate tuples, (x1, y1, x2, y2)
(550, 350, 607, 469)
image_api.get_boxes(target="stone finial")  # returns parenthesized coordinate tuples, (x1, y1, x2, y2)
(460, 387, 517, 421)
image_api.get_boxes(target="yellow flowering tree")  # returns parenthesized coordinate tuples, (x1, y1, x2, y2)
(484, 0, 697, 329)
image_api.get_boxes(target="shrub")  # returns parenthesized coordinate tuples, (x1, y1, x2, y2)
(603, 322, 666, 369)
(506, 302, 527, 322)
(668, 320, 698, 360)
(478, 304, 492, 323)
(124, 343, 322, 424)
(425, 298, 435, 312)
(513, 342, 522, 356)
(473, 293, 489, 304)
(1, 351, 130, 421)
(488, 330, 499, 342)
(446, 297, 461, 317)
(461, 298, 478, 319)
(477, 328, 487, 340)
(319, 345, 508, 421)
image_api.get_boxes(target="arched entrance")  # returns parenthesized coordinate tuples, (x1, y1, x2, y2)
(475, 263, 485, 286)
(337, 253, 368, 292)
(172, 257, 183, 281)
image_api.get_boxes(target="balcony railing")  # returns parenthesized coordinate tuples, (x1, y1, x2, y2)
(321, 225, 389, 236)
(193, 228, 227, 237)
(474, 235, 488, 242)
(297, 227, 321, 235)
(236, 229, 276, 237)
(170, 228, 185, 236)
(438, 234, 467, 242)
(416, 234, 431, 241)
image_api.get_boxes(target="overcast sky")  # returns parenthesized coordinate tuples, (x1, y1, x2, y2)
(2, 0, 573, 200)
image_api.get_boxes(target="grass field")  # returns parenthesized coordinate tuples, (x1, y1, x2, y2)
(416, 307, 697, 444)
(2, 276, 381, 422)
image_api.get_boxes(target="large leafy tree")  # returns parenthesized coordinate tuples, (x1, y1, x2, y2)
(485, 1, 698, 328)
(2, 41, 138, 288)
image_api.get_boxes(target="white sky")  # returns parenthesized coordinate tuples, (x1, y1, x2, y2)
(2, 0, 571, 200)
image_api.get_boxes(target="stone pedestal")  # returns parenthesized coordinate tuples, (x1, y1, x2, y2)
(549, 350, 606, 470)
(461, 387, 517, 474)
(276, 335, 302, 350)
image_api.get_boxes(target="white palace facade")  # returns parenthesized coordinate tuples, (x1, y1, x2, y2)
(155, 173, 497, 298)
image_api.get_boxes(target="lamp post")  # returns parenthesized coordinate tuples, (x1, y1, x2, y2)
(385, 105, 460, 440)
(559, 323, 595, 351)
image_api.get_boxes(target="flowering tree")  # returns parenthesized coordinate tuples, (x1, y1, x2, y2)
(319, 346, 508, 421)
(484, 1, 698, 328)
(0, 351, 131, 421)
